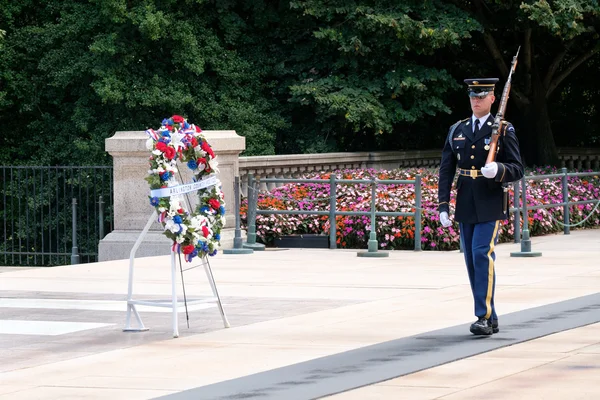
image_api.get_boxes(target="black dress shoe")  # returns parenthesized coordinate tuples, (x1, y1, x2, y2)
(470, 317, 493, 335)
(490, 319, 499, 334)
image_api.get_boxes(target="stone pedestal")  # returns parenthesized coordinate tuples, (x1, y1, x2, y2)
(99, 130, 245, 261)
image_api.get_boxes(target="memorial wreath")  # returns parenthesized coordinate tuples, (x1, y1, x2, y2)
(145, 115, 225, 262)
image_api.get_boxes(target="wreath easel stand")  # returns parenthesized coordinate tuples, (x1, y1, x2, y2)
(123, 208, 230, 338)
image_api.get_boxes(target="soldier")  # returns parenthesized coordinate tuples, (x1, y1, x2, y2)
(438, 78, 524, 335)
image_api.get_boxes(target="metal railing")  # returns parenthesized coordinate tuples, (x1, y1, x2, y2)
(244, 173, 422, 255)
(243, 168, 598, 254)
(0, 166, 114, 266)
(509, 167, 600, 255)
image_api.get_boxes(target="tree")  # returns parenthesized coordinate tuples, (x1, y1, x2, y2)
(550, 54, 600, 147)
(0, 0, 286, 165)
(455, 0, 600, 166)
(272, 0, 482, 153)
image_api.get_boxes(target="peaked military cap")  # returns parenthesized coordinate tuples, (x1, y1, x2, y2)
(464, 78, 499, 98)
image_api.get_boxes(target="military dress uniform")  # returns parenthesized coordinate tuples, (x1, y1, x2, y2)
(438, 78, 524, 335)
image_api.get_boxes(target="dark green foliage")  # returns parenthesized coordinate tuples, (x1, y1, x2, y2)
(0, 0, 286, 165)
(0, 1, 599, 166)
(275, 0, 481, 152)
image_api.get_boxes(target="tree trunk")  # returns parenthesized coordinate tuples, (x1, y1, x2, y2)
(522, 73, 560, 167)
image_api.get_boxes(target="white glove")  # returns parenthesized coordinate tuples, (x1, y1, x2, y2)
(481, 162, 498, 179)
(440, 211, 452, 228)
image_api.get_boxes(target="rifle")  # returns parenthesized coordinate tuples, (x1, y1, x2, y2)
(486, 46, 520, 164)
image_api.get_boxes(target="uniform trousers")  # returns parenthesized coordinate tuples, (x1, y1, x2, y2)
(459, 220, 500, 320)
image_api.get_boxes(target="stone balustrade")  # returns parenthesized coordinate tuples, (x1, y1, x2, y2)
(238, 148, 600, 195)
(557, 147, 600, 171)
(238, 150, 441, 194)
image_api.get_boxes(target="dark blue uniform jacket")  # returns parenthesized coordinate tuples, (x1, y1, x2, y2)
(438, 115, 524, 224)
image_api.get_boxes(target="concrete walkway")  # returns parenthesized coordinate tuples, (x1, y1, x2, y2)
(0, 229, 599, 399)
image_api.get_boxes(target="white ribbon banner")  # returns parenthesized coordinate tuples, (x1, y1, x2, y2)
(150, 175, 218, 198)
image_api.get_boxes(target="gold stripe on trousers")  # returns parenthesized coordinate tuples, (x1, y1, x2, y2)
(485, 221, 500, 319)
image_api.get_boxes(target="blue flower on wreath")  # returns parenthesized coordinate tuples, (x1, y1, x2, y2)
(189, 248, 198, 258)
(162, 118, 169, 126)
(173, 215, 182, 224)
(218, 206, 225, 215)
(210, 249, 218, 257)
(187, 160, 198, 170)
(198, 241, 210, 253)
(184, 121, 190, 129)
(200, 205, 210, 214)
(167, 118, 174, 125)
(214, 233, 221, 241)
(160, 171, 171, 181)
(150, 197, 160, 207)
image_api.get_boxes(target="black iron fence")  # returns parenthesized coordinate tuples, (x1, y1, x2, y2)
(1, 166, 114, 266)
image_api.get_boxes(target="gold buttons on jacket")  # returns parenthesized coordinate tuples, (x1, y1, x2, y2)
(471, 145, 475, 149)
(470, 155, 475, 159)
(471, 166, 476, 169)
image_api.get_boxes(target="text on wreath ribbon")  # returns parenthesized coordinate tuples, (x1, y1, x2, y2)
(150, 175, 218, 198)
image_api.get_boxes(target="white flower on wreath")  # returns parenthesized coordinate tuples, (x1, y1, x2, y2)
(170, 130, 186, 152)
(146, 138, 154, 150)
(164, 219, 187, 235)
(169, 199, 182, 215)
(164, 219, 175, 232)
(189, 215, 208, 231)
(208, 157, 219, 174)
(195, 146, 207, 157)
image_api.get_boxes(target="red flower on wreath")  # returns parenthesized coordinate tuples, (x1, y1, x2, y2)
(172, 115, 184, 124)
(156, 141, 167, 152)
(182, 245, 195, 254)
(201, 141, 215, 158)
(202, 226, 210, 237)
(164, 147, 176, 160)
(208, 198, 221, 210)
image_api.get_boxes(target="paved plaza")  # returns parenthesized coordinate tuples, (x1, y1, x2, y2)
(1, 229, 600, 399)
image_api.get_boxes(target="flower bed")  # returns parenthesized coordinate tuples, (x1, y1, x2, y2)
(240, 167, 600, 251)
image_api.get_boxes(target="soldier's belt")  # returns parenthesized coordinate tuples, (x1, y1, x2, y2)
(458, 168, 484, 179)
